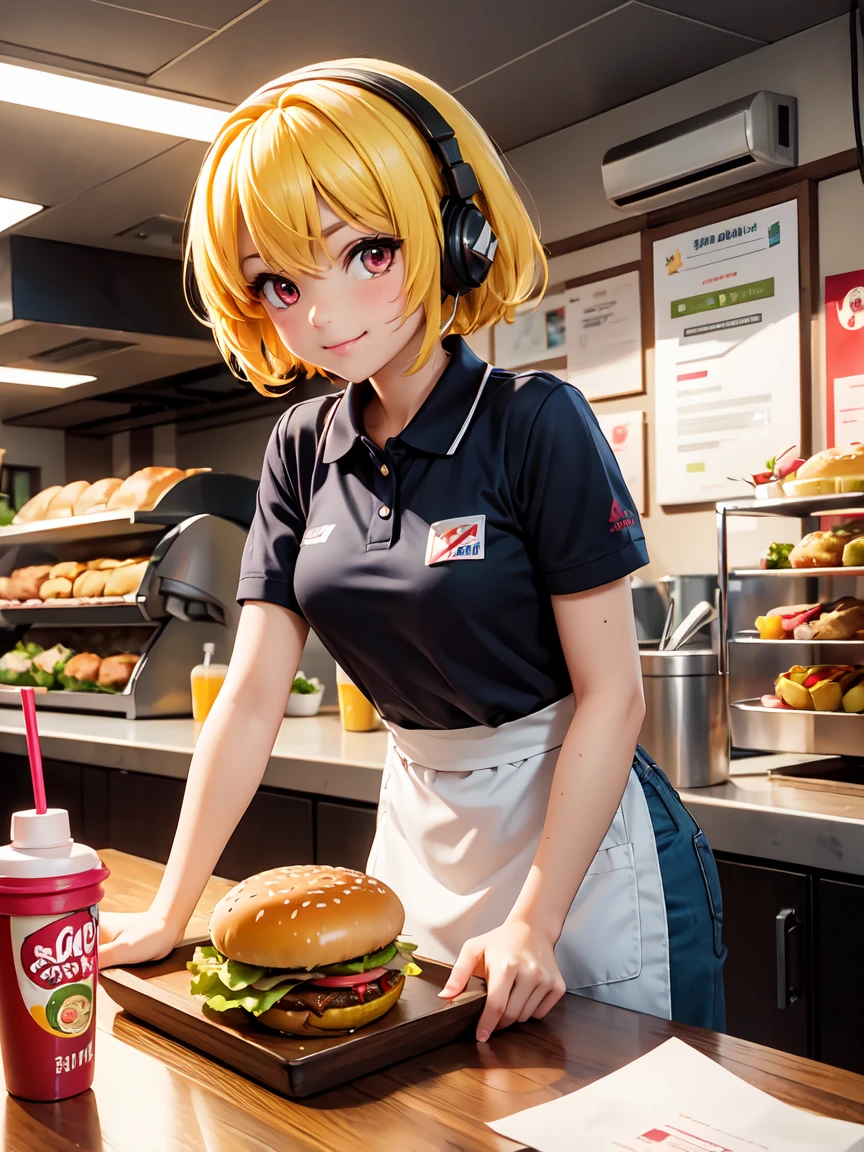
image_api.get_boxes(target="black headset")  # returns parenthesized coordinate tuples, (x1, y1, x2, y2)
(256, 66, 499, 300)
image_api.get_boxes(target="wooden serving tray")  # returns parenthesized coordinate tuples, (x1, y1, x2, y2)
(100, 942, 487, 1097)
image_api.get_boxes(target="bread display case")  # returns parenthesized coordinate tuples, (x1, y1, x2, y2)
(0, 471, 257, 718)
(718, 491, 864, 757)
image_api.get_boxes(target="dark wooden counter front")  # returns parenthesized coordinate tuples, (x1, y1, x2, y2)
(4, 850, 864, 1151)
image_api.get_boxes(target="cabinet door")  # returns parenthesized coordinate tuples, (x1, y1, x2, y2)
(715, 857, 810, 1056)
(107, 771, 185, 864)
(216, 790, 314, 881)
(316, 801, 378, 872)
(818, 878, 864, 1074)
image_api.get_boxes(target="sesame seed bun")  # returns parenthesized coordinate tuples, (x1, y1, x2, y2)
(257, 973, 405, 1036)
(209, 865, 405, 970)
(784, 445, 864, 496)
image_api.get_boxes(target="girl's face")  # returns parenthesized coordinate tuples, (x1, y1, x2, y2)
(238, 199, 424, 382)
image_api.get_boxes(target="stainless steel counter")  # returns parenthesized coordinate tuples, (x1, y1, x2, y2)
(1, 710, 863, 875)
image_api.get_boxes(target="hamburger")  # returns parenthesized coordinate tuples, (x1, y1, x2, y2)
(187, 865, 420, 1036)
(783, 444, 864, 497)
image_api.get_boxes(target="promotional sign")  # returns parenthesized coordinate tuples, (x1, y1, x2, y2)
(493, 293, 565, 369)
(652, 199, 800, 505)
(566, 269, 643, 401)
(825, 270, 864, 447)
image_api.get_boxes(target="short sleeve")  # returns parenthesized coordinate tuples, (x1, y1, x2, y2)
(237, 411, 307, 617)
(515, 383, 649, 594)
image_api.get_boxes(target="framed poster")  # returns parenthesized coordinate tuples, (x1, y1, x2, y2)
(565, 263, 643, 401)
(595, 409, 646, 514)
(647, 188, 811, 507)
(493, 292, 566, 369)
(825, 270, 864, 447)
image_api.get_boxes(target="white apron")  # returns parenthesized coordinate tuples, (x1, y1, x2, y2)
(366, 695, 672, 1020)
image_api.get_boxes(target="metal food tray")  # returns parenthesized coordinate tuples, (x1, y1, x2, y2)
(731, 700, 864, 758)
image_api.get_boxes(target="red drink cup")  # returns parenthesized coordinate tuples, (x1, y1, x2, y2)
(0, 808, 109, 1101)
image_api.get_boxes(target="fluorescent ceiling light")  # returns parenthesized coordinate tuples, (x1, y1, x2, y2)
(0, 196, 43, 231)
(0, 366, 96, 388)
(0, 62, 227, 142)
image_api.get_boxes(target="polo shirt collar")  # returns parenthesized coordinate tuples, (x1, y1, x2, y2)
(322, 335, 490, 463)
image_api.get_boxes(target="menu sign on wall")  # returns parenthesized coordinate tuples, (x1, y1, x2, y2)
(652, 199, 801, 506)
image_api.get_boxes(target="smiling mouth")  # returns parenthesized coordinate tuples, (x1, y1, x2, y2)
(323, 332, 367, 353)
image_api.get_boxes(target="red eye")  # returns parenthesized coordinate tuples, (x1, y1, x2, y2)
(350, 243, 397, 280)
(362, 247, 393, 274)
(260, 277, 299, 309)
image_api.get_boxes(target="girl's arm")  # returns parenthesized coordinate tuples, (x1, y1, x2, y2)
(440, 577, 645, 1038)
(99, 600, 308, 966)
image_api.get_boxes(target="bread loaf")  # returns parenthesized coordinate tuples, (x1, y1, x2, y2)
(9, 566, 53, 600)
(39, 577, 73, 599)
(0, 576, 13, 599)
(106, 467, 186, 512)
(104, 560, 148, 597)
(44, 482, 91, 519)
(49, 561, 87, 581)
(63, 653, 101, 686)
(73, 478, 122, 516)
(97, 653, 139, 690)
(11, 486, 61, 525)
(86, 558, 123, 570)
(73, 570, 108, 598)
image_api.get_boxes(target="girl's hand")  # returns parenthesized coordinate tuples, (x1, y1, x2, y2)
(438, 918, 566, 1042)
(99, 910, 180, 969)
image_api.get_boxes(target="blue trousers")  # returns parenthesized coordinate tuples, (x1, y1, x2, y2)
(634, 746, 727, 1032)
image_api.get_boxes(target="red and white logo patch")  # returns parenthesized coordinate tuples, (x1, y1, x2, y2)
(609, 499, 635, 533)
(425, 515, 486, 565)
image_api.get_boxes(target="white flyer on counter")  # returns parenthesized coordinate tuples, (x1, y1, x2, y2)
(595, 409, 645, 514)
(566, 269, 642, 401)
(487, 1037, 864, 1152)
(652, 199, 800, 506)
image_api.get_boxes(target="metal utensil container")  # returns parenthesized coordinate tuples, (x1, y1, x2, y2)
(639, 647, 730, 788)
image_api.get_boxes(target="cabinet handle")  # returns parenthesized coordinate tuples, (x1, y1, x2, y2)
(775, 907, 800, 1010)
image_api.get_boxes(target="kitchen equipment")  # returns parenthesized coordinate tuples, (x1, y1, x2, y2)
(658, 600, 675, 652)
(718, 490, 864, 756)
(0, 472, 256, 718)
(630, 577, 667, 642)
(100, 943, 486, 1098)
(639, 648, 730, 788)
(663, 600, 717, 652)
(0, 689, 109, 1100)
(657, 575, 719, 642)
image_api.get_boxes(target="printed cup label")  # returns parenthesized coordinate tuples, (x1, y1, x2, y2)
(11, 907, 98, 1038)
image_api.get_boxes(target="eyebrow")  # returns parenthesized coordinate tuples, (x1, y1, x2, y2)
(240, 222, 374, 273)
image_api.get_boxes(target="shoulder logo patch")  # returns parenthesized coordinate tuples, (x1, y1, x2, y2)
(300, 524, 335, 546)
(609, 500, 635, 533)
(425, 516, 486, 565)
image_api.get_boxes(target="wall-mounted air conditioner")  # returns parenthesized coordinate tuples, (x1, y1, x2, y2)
(601, 92, 797, 213)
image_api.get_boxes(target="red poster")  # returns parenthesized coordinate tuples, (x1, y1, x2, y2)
(825, 270, 864, 447)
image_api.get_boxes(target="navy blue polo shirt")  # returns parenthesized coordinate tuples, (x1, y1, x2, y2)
(238, 335, 648, 730)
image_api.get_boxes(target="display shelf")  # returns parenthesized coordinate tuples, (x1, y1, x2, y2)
(732, 635, 864, 647)
(0, 602, 147, 626)
(718, 492, 864, 519)
(731, 699, 864, 758)
(731, 567, 864, 578)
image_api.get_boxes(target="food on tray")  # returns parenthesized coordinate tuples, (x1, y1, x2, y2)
(44, 481, 92, 519)
(0, 643, 43, 687)
(30, 644, 74, 689)
(0, 555, 150, 605)
(49, 561, 87, 581)
(8, 565, 52, 601)
(755, 599, 864, 641)
(188, 865, 421, 1036)
(789, 522, 864, 568)
(103, 560, 148, 598)
(107, 466, 201, 513)
(783, 444, 864, 497)
(767, 664, 864, 712)
(760, 542, 794, 569)
(58, 653, 102, 691)
(845, 538, 864, 567)
(73, 478, 122, 517)
(97, 653, 139, 691)
(733, 445, 804, 497)
(86, 558, 123, 570)
(11, 486, 62, 524)
(72, 569, 107, 598)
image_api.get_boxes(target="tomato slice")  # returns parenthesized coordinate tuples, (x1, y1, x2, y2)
(309, 967, 389, 987)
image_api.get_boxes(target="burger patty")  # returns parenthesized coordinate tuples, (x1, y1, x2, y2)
(277, 970, 403, 1017)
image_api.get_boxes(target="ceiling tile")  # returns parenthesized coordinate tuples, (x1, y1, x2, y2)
(458, 4, 763, 150)
(641, 0, 849, 43)
(147, 0, 621, 104)
(93, 0, 260, 29)
(0, 104, 179, 206)
(15, 140, 208, 254)
(3, 0, 207, 76)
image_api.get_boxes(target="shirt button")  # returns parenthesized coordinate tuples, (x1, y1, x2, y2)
(380, 464, 390, 477)
(379, 505, 391, 519)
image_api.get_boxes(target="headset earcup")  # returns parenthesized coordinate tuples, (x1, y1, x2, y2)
(439, 197, 498, 298)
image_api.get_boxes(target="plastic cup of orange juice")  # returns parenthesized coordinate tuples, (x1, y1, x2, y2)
(190, 644, 228, 722)
(335, 666, 378, 732)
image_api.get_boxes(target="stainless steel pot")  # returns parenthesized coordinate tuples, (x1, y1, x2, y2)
(638, 647, 730, 789)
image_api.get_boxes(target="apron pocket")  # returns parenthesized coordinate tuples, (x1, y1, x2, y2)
(693, 830, 725, 960)
(556, 841, 642, 991)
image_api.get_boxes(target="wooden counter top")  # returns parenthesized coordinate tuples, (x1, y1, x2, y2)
(4, 849, 864, 1151)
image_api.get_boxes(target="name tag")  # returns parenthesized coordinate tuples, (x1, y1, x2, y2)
(425, 515, 486, 565)
(301, 524, 335, 546)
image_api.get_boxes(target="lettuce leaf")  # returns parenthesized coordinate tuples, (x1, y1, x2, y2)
(187, 946, 307, 1016)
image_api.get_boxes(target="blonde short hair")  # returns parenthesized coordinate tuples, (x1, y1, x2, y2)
(184, 58, 547, 394)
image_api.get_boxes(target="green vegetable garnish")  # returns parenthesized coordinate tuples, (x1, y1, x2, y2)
(765, 542, 793, 570)
(291, 675, 320, 695)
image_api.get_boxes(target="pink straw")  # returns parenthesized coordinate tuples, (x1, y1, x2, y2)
(20, 688, 47, 815)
